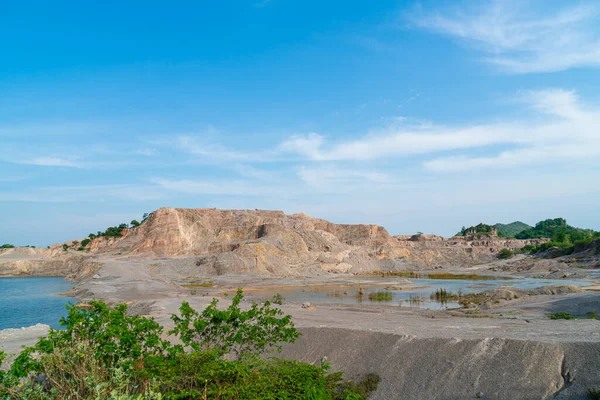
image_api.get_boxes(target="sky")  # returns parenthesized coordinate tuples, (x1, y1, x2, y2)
(1, 0, 600, 246)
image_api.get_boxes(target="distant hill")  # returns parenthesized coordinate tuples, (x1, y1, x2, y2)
(493, 222, 531, 238)
(515, 218, 597, 241)
(455, 221, 531, 237)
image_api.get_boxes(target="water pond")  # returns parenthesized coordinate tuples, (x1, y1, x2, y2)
(0, 277, 76, 330)
(251, 275, 592, 310)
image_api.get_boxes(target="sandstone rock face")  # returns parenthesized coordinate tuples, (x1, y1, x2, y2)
(0, 248, 100, 280)
(79, 207, 545, 275)
(0, 208, 550, 278)
(85, 208, 390, 275)
(393, 234, 544, 267)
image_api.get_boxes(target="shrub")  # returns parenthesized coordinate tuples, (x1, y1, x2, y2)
(498, 248, 513, 259)
(548, 312, 576, 320)
(0, 294, 376, 399)
(1, 244, 15, 249)
(272, 292, 285, 305)
(170, 288, 300, 356)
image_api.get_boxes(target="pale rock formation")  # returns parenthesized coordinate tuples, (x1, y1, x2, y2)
(0, 207, 549, 278)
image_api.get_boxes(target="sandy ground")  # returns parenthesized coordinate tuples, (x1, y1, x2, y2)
(43, 256, 599, 345)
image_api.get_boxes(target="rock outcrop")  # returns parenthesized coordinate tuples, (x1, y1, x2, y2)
(79, 207, 543, 275)
(0, 248, 100, 280)
(0, 208, 549, 278)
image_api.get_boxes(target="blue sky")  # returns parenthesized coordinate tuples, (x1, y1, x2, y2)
(2, 0, 600, 246)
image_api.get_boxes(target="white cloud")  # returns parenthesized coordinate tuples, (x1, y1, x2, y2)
(278, 133, 326, 159)
(150, 178, 291, 198)
(297, 166, 390, 188)
(0, 184, 163, 203)
(280, 89, 600, 172)
(410, 0, 600, 73)
(171, 135, 280, 163)
(21, 157, 82, 168)
(135, 148, 157, 156)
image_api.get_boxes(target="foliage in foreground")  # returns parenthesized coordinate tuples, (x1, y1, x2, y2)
(0, 290, 377, 400)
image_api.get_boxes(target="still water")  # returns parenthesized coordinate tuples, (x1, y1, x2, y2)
(251, 276, 592, 310)
(0, 277, 76, 330)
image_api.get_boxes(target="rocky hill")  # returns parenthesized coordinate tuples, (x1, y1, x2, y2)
(1, 208, 550, 278)
(73, 208, 541, 275)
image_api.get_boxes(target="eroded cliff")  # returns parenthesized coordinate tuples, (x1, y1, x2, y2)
(1, 207, 547, 278)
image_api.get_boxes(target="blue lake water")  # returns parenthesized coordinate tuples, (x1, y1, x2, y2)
(0, 277, 76, 330)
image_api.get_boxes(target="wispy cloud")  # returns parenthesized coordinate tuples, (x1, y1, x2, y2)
(254, 0, 274, 7)
(152, 135, 281, 163)
(0, 184, 164, 203)
(280, 89, 600, 172)
(150, 177, 293, 198)
(409, 0, 600, 73)
(297, 166, 390, 188)
(134, 148, 158, 157)
(19, 157, 83, 168)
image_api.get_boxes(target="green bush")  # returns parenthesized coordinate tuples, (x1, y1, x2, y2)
(516, 218, 597, 241)
(498, 248, 513, 259)
(170, 288, 300, 356)
(548, 312, 576, 320)
(1, 292, 376, 399)
(1, 244, 15, 249)
(272, 292, 285, 305)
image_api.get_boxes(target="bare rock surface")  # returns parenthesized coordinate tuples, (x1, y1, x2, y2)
(280, 328, 600, 400)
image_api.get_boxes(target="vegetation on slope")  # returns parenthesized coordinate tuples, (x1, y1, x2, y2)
(493, 221, 531, 238)
(62, 213, 152, 251)
(1, 244, 37, 249)
(0, 289, 377, 399)
(457, 223, 498, 237)
(456, 218, 599, 240)
(515, 218, 597, 241)
(456, 221, 531, 238)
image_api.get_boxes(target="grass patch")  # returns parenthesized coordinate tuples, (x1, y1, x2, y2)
(181, 280, 215, 288)
(368, 291, 393, 301)
(407, 294, 424, 306)
(548, 312, 576, 320)
(430, 288, 461, 304)
(380, 271, 509, 281)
